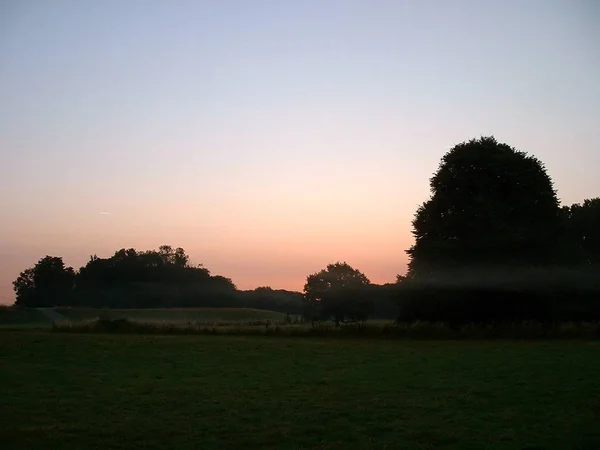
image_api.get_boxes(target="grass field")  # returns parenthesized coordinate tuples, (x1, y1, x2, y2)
(1, 332, 599, 449)
(0, 307, 288, 329)
(54, 307, 288, 323)
(0, 307, 51, 328)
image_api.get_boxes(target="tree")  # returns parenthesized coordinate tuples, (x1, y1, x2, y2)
(238, 287, 304, 315)
(552, 198, 600, 320)
(208, 275, 237, 292)
(157, 245, 189, 268)
(303, 262, 372, 325)
(407, 136, 561, 281)
(399, 136, 566, 324)
(561, 198, 600, 266)
(13, 256, 75, 307)
(12, 268, 35, 307)
(68, 245, 237, 308)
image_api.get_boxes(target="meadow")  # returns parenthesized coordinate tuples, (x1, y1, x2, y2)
(0, 306, 51, 328)
(4, 305, 600, 340)
(55, 307, 287, 324)
(0, 306, 287, 329)
(1, 331, 599, 449)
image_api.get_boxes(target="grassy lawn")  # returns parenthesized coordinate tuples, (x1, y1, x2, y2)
(1, 332, 599, 449)
(55, 307, 287, 323)
(0, 307, 51, 329)
(0, 307, 288, 329)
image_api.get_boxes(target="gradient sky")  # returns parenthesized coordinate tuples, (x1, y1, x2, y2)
(1, 0, 599, 304)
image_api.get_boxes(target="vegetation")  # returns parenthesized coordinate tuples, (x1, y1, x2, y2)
(12, 245, 305, 314)
(4, 135, 600, 450)
(0, 306, 50, 329)
(302, 262, 373, 324)
(10, 136, 600, 326)
(399, 136, 600, 324)
(54, 307, 288, 324)
(12, 257, 75, 308)
(52, 317, 600, 340)
(407, 136, 561, 274)
(560, 198, 600, 265)
(0, 306, 289, 329)
(2, 332, 599, 450)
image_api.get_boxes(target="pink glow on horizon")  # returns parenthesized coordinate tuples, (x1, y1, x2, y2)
(2, 1, 599, 304)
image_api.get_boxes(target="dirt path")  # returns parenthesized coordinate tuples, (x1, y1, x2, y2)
(37, 308, 69, 323)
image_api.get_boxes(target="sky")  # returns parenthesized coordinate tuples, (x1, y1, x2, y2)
(1, 0, 599, 304)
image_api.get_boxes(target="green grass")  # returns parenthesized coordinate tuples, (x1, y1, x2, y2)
(0, 307, 288, 329)
(0, 307, 51, 329)
(53, 318, 600, 340)
(55, 307, 287, 324)
(1, 332, 599, 449)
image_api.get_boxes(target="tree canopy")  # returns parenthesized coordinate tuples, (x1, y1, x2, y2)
(10, 135, 600, 325)
(12, 246, 303, 313)
(407, 136, 560, 280)
(13, 256, 75, 307)
(399, 136, 599, 324)
(560, 198, 600, 266)
(303, 262, 373, 324)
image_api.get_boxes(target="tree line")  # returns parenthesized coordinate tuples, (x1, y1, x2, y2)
(12, 245, 306, 314)
(291, 137, 599, 325)
(12, 136, 600, 324)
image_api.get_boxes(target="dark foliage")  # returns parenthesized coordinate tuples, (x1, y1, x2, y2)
(71, 245, 237, 308)
(302, 262, 377, 324)
(13, 246, 303, 313)
(400, 136, 600, 324)
(11, 136, 599, 326)
(368, 283, 401, 319)
(237, 286, 304, 315)
(52, 318, 600, 340)
(559, 198, 600, 266)
(13, 256, 75, 307)
(407, 136, 560, 277)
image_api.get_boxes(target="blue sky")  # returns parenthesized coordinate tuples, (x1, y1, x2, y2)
(1, 0, 599, 302)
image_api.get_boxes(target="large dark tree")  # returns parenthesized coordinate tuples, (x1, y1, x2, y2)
(551, 198, 600, 319)
(13, 256, 75, 307)
(407, 136, 561, 281)
(397, 137, 570, 324)
(560, 198, 600, 266)
(303, 262, 372, 325)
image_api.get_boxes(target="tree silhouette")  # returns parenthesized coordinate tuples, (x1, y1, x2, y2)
(13, 256, 75, 307)
(72, 246, 235, 307)
(407, 136, 560, 281)
(239, 287, 304, 315)
(303, 262, 372, 324)
(398, 137, 571, 324)
(561, 198, 600, 266)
